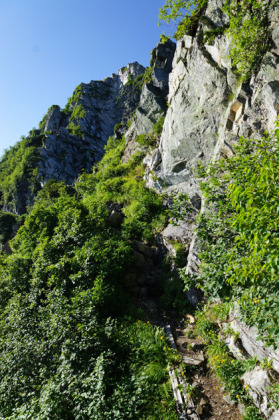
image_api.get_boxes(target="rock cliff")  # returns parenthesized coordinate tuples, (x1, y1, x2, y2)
(0, 63, 145, 213)
(1, 1, 279, 415)
(39, 62, 146, 185)
(0, 42, 177, 214)
(142, 0, 279, 277)
(122, 1, 279, 416)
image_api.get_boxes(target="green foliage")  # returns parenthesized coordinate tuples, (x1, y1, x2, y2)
(159, 0, 271, 76)
(66, 122, 83, 138)
(126, 72, 145, 92)
(0, 115, 178, 418)
(0, 211, 21, 245)
(0, 132, 44, 212)
(203, 25, 226, 45)
(160, 34, 171, 44)
(66, 104, 86, 137)
(136, 134, 152, 148)
(142, 66, 153, 85)
(167, 191, 192, 226)
(63, 84, 83, 114)
(223, 0, 271, 78)
(69, 103, 86, 121)
(160, 271, 188, 317)
(193, 121, 279, 348)
(153, 114, 165, 136)
(269, 383, 279, 410)
(195, 306, 264, 418)
(158, 0, 208, 39)
(78, 135, 166, 243)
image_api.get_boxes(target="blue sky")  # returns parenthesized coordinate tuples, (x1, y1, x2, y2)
(0, 0, 173, 158)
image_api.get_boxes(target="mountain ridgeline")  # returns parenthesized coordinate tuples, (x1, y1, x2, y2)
(1, 0, 279, 418)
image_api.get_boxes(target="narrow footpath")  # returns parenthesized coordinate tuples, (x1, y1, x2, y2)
(139, 296, 242, 420)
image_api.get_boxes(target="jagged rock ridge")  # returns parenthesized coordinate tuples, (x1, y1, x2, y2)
(1, 2, 279, 415)
(0, 63, 145, 214)
(0, 41, 179, 215)
(39, 62, 145, 185)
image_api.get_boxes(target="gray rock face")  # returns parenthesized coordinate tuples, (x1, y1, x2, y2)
(151, 0, 279, 278)
(242, 367, 279, 419)
(158, 37, 227, 185)
(123, 40, 176, 161)
(269, 4, 279, 55)
(38, 62, 145, 187)
(155, 0, 232, 196)
(224, 306, 279, 374)
(44, 106, 61, 132)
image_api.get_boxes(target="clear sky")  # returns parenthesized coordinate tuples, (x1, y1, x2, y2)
(0, 0, 173, 158)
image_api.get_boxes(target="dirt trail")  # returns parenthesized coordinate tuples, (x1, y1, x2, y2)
(138, 297, 242, 420)
(173, 325, 242, 420)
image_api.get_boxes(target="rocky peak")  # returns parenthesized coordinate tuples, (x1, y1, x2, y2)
(150, 39, 176, 94)
(0, 62, 146, 214)
(37, 61, 146, 187)
(123, 40, 176, 161)
(117, 62, 145, 85)
(44, 105, 61, 132)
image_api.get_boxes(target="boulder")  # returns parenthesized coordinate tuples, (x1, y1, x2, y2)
(242, 367, 279, 419)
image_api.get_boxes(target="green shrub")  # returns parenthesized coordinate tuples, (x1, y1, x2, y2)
(223, 0, 271, 78)
(193, 121, 279, 347)
(158, 0, 208, 39)
(159, 0, 271, 77)
(0, 132, 44, 212)
(0, 211, 21, 245)
(0, 116, 178, 418)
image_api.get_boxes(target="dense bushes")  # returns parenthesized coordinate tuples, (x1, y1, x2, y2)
(158, 0, 208, 39)
(77, 136, 166, 243)
(0, 211, 21, 246)
(223, 0, 271, 78)
(0, 133, 44, 213)
(190, 122, 279, 348)
(0, 121, 178, 418)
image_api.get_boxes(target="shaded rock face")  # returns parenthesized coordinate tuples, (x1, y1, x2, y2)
(44, 106, 61, 132)
(39, 62, 145, 186)
(123, 40, 176, 161)
(150, 40, 177, 96)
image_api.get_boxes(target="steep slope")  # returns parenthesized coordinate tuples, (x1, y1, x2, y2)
(0, 63, 145, 214)
(140, 1, 279, 417)
(0, 40, 181, 419)
(139, 0, 279, 284)
(1, 0, 279, 417)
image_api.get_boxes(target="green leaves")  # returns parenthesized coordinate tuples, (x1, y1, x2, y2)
(223, 0, 271, 78)
(195, 123, 279, 347)
(0, 116, 176, 418)
(158, 0, 208, 39)
(159, 0, 271, 77)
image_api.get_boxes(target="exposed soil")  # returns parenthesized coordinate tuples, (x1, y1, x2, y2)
(139, 296, 242, 420)
(197, 371, 241, 420)
(173, 325, 242, 420)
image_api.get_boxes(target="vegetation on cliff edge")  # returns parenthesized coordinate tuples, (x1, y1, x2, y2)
(0, 124, 181, 418)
